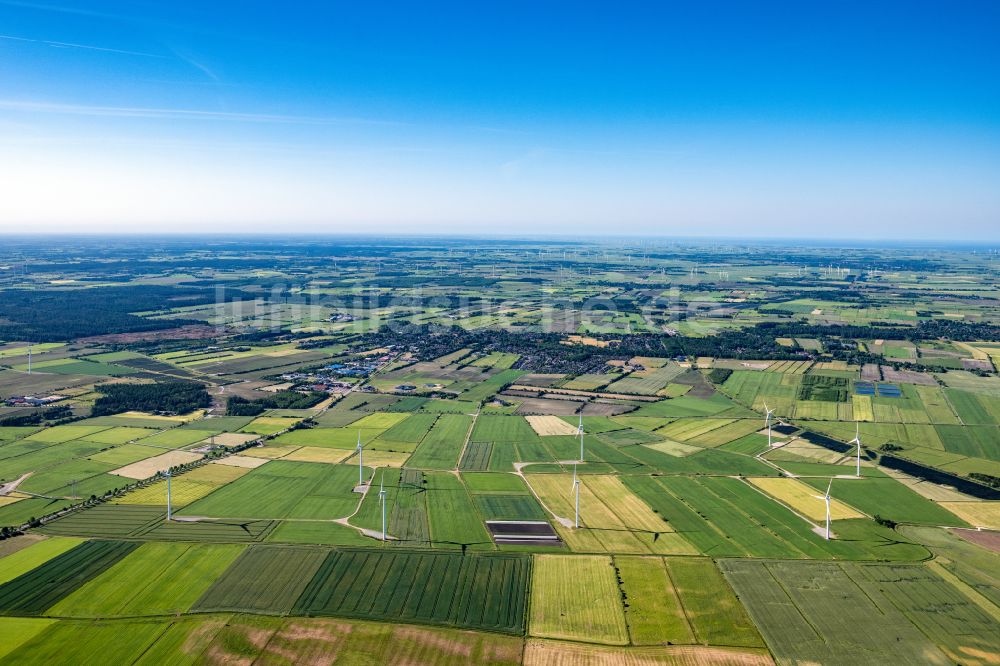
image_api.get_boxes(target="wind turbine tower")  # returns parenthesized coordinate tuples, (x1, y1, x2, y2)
(356, 431, 364, 486)
(165, 469, 172, 521)
(849, 422, 862, 477)
(763, 403, 775, 447)
(379, 474, 387, 541)
(814, 479, 833, 540)
(573, 463, 581, 528)
(27, 343, 32, 374)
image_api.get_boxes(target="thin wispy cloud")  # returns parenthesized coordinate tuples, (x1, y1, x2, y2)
(169, 47, 222, 82)
(0, 0, 126, 21)
(0, 33, 166, 58)
(0, 100, 408, 126)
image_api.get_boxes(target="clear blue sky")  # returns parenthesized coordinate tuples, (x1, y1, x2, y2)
(1, 1, 998, 239)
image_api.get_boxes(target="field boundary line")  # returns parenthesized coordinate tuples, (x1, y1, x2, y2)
(759, 561, 825, 642)
(454, 407, 480, 472)
(660, 557, 698, 643)
(939, 389, 965, 426)
(652, 477, 744, 558)
(609, 555, 636, 645)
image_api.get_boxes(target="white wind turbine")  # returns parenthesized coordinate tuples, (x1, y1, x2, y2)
(814, 479, 833, 540)
(849, 422, 862, 477)
(577, 414, 585, 462)
(572, 462, 581, 528)
(164, 468, 172, 521)
(379, 473, 387, 541)
(763, 402, 776, 447)
(356, 431, 364, 486)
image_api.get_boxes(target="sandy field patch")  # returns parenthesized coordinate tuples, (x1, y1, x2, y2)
(216, 455, 271, 469)
(199, 433, 260, 447)
(524, 639, 774, 666)
(282, 446, 354, 464)
(748, 477, 864, 522)
(111, 450, 203, 479)
(938, 502, 1000, 530)
(526, 415, 581, 436)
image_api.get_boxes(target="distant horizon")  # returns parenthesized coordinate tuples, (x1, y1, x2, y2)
(1, 231, 999, 250)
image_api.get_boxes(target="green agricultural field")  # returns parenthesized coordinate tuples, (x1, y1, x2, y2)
(350, 411, 410, 430)
(294, 549, 530, 634)
(79, 426, 159, 446)
(474, 494, 547, 521)
(131, 428, 213, 449)
(406, 414, 471, 469)
(901, 525, 1000, 608)
(87, 443, 164, 466)
(530, 554, 629, 645)
(721, 559, 999, 665)
(239, 417, 301, 436)
(194, 544, 328, 613)
(1, 618, 173, 664)
(460, 369, 525, 402)
(38, 505, 167, 538)
(471, 416, 539, 443)
(389, 469, 433, 547)
(624, 475, 928, 560)
(178, 461, 359, 520)
(855, 562, 1000, 662)
(48, 542, 244, 617)
(0, 537, 83, 585)
(947, 389, 1000, 425)
(605, 364, 684, 395)
(377, 413, 438, 442)
(0, 540, 139, 615)
(23, 425, 112, 444)
(614, 556, 694, 645)
(143, 518, 278, 543)
(460, 441, 493, 470)
(666, 557, 764, 648)
(0, 617, 57, 661)
(798, 476, 970, 526)
(462, 471, 531, 493)
(423, 471, 493, 549)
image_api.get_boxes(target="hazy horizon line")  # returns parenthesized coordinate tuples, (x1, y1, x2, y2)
(0, 230, 998, 249)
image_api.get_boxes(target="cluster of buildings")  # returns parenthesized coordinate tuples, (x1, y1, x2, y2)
(4, 394, 65, 407)
(278, 352, 399, 395)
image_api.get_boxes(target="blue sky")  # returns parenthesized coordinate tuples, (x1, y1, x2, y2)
(1, 1, 998, 238)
